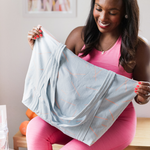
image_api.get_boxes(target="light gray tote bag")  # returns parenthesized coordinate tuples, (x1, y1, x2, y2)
(22, 27, 137, 146)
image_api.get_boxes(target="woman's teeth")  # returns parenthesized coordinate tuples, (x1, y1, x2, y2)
(99, 21, 110, 27)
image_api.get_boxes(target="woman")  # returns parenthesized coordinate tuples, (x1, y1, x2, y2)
(27, 0, 150, 149)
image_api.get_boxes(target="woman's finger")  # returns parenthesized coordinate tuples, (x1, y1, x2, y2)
(27, 35, 36, 40)
(28, 29, 42, 40)
(137, 90, 149, 97)
(27, 32, 36, 40)
(37, 24, 42, 30)
(28, 31, 37, 36)
(135, 91, 147, 98)
(137, 86, 150, 93)
(32, 29, 40, 35)
(136, 83, 150, 93)
(135, 92, 149, 104)
(33, 25, 42, 33)
(138, 81, 150, 86)
(32, 26, 43, 37)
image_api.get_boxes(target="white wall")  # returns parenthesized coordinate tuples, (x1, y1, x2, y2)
(138, 0, 150, 42)
(0, 0, 149, 149)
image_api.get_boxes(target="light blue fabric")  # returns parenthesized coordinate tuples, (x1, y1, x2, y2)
(22, 27, 138, 146)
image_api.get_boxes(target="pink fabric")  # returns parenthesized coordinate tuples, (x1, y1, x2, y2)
(26, 36, 136, 150)
(78, 37, 132, 78)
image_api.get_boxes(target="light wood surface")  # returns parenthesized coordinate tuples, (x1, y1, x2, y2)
(125, 147, 150, 150)
(53, 144, 64, 150)
(125, 118, 150, 150)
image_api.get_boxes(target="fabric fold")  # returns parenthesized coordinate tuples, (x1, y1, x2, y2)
(22, 27, 138, 146)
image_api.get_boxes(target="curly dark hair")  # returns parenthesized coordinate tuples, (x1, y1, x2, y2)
(80, 0, 139, 69)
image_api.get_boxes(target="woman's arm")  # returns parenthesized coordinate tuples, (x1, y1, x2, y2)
(65, 26, 84, 55)
(133, 39, 150, 104)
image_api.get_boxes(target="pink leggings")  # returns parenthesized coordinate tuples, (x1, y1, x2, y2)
(26, 102, 136, 150)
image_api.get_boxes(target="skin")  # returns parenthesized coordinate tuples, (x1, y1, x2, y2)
(93, 0, 124, 43)
(27, 0, 150, 105)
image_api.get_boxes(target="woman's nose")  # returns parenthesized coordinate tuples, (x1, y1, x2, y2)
(99, 11, 108, 22)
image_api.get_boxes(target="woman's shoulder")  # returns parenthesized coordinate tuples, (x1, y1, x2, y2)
(136, 37, 150, 59)
(65, 26, 85, 55)
(133, 37, 150, 81)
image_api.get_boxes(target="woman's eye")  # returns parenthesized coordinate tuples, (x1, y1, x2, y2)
(109, 12, 117, 15)
(95, 4, 102, 11)
(96, 8, 102, 11)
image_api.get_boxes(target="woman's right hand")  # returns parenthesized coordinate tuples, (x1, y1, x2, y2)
(27, 25, 43, 50)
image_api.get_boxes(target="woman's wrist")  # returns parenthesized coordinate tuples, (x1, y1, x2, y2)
(134, 95, 142, 104)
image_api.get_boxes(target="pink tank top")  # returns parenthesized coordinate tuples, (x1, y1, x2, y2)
(78, 37, 132, 79)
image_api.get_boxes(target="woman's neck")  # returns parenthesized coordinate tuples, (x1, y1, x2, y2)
(97, 32, 121, 52)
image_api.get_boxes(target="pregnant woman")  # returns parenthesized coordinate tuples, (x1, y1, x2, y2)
(26, 0, 150, 149)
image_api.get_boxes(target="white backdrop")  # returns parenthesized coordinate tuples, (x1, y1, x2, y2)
(0, 0, 150, 149)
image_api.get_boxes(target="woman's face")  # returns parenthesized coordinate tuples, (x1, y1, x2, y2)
(93, 0, 125, 35)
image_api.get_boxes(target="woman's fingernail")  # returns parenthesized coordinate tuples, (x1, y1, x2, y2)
(39, 30, 42, 33)
(36, 35, 39, 38)
(136, 85, 140, 88)
(134, 91, 137, 93)
(40, 34, 43, 37)
(34, 37, 36, 39)
(135, 88, 138, 91)
(138, 82, 142, 84)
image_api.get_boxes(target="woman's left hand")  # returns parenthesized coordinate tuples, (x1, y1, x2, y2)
(135, 81, 150, 104)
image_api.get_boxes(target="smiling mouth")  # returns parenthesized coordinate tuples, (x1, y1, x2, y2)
(99, 21, 110, 27)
